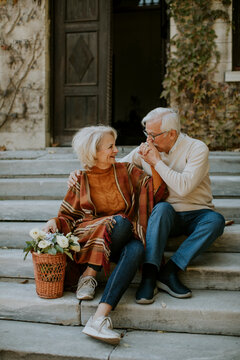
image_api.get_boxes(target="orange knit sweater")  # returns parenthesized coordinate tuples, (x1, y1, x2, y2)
(86, 165, 162, 216)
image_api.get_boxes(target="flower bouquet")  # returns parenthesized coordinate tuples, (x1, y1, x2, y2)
(23, 228, 81, 299)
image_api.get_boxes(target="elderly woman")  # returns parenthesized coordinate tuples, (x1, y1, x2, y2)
(43, 125, 167, 345)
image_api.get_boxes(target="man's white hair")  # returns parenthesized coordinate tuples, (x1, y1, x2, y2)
(141, 107, 180, 134)
(72, 125, 117, 170)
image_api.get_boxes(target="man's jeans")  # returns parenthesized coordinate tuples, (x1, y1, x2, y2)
(100, 216, 144, 309)
(145, 202, 225, 271)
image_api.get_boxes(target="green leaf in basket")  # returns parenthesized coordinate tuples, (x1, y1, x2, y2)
(47, 247, 57, 255)
(64, 250, 73, 260)
(55, 245, 64, 254)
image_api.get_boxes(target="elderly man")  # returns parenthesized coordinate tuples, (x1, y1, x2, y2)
(121, 107, 225, 304)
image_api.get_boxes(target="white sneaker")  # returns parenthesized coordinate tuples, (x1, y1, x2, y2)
(82, 316, 121, 345)
(76, 275, 97, 300)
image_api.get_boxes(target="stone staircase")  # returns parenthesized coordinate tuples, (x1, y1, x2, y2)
(0, 148, 240, 360)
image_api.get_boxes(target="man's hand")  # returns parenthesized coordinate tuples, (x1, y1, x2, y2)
(67, 169, 80, 188)
(138, 139, 161, 167)
(42, 219, 58, 233)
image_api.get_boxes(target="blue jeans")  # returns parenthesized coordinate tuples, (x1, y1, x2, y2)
(100, 216, 144, 309)
(145, 202, 225, 271)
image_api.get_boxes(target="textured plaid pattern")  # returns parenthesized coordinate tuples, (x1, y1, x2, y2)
(54, 163, 168, 272)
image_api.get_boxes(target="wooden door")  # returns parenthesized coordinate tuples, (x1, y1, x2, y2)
(52, 0, 111, 145)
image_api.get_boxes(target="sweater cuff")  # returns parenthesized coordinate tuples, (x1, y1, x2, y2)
(154, 160, 168, 175)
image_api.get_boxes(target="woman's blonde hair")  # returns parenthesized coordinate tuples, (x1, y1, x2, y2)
(72, 125, 117, 170)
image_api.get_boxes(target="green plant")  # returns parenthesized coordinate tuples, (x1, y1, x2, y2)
(162, 0, 240, 150)
(23, 228, 81, 260)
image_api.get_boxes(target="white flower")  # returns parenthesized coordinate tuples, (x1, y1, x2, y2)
(38, 240, 51, 248)
(66, 232, 72, 237)
(56, 235, 69, 248)
(70, 235, 79, 243)
(70, 243, 81, 252)
(29, 228, 46, 241)
(39, 230, 47, 239)
(29, 228, 41, 240)
(45, 232, 55, 241)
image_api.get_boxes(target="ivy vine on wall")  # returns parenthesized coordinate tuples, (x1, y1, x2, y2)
(0, 0, 43, 131)
(162, 0, 240, 150)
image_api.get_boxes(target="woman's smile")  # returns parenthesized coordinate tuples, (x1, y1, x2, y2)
(95, 134, 118, 169)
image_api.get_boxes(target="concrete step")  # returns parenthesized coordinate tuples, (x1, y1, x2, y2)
(213, 198, 240, 223)
(0, 178, 68, 199)
(0, 147, 133, 160)
(0, 282, 239, 335)
(1, 249, 239, 291)
(0, 282, 80, 326)
(0, 151, 240, 176)
(0, 159, 79, 177)
(82, 287, 240, 336)
(0, 199, 239, 222)
(210, 175, 240, 197)
(0, 200, 60, 221)
(1, 320, 240, 360)
(0, 222, 44, 248)
(1, 149, 239, 159)
(176, 252, 240, 290)
(0, 175, 240, 199)
(208, 153, 240, 174)
(1, 222, 239, 252)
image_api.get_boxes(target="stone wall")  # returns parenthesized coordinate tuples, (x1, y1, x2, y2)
(0, 0, 49, 150)
(213, 0, 232, 82)
(170, 1, 232, 83)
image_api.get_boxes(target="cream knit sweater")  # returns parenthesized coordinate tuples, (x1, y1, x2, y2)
(121, 133, 214, 212)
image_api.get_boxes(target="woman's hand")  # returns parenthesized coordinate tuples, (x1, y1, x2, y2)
(67, 169, 80, 188)
(138, 139, 161, 167)
(42, 219, 58, 233)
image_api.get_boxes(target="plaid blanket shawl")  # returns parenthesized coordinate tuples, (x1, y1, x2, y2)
(55, 162, 168, 272)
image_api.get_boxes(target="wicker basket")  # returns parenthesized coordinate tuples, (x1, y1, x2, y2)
(32, 252, 66, 299)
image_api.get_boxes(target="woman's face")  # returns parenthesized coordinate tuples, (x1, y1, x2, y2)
(95, 133, 118, 169)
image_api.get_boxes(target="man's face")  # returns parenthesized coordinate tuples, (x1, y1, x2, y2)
(145, 120, 171, 153)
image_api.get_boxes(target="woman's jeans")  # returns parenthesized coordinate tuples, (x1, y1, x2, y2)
(145, 202, 225, 271)
(100, 215, 144, 309)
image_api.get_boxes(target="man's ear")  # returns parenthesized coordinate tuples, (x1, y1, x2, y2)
(169, 129, 177, 139)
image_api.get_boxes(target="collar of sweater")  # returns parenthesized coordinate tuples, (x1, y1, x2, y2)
(160, 132, 186, 158)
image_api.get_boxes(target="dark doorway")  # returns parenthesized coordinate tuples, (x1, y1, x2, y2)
(112, 0, 168, 145)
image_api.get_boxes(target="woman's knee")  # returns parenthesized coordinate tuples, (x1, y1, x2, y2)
(112, 216, 132, 238)
(113, 215, 132, 230)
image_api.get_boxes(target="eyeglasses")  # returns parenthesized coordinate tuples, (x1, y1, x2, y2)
(143, 130, 168, 140)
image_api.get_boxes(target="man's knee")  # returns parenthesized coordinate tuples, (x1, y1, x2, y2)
(203, 211, 225, 237)
(152, 202, 175, 218)
(211, 212, 225, 236)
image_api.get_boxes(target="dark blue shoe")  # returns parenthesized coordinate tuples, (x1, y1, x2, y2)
(136, 277, 158, 304)
(157, 268, 192, 299)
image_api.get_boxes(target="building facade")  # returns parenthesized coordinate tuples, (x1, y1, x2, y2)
(0, 0, 239, 149)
